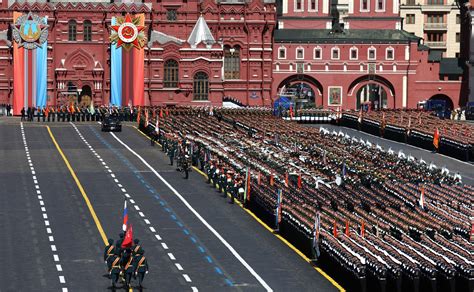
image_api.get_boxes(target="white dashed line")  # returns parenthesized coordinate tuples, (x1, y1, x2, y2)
(70, 123, 195, 289)
(21, 123, 68, 291)
(191, 287, 198, 292)
(183, 274, 192, 282)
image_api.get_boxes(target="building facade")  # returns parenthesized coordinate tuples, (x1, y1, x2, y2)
(273, 0, 464, 110)
(400, 0, 461, 58)
(0, 0, 467, 112)
(0, 0, 276, 114)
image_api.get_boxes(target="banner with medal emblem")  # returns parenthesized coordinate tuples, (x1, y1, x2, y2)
(12, 12, 48, 115)
(110, 13, 146, 107)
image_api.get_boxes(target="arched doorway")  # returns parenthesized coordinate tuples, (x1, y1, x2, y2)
(428, 94, 454, 110)
(79, 85, 92, 106)
(356, 83, 388, 110)
(277, 75, 323, 107)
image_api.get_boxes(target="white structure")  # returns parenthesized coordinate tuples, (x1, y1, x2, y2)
(400, 0, 462, 58)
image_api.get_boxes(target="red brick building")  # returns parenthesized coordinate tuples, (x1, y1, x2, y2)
(0, 0, 276, 111)
(0, 0, 466, 111)
(273, 0, 465, 110)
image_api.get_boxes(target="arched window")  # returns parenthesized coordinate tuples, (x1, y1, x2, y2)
(193, 72, 209, 101)
(224, 46, 240, 79)
(83, 20, 92, 42)
(68, 20, 77, 41)
(163, 59, 179, 88)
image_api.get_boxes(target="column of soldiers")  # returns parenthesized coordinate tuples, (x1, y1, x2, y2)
(103, 235, 149, 286)
(18, 106, 139, 123)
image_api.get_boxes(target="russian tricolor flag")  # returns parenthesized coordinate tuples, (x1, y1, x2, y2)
(122, 200, 128, 232)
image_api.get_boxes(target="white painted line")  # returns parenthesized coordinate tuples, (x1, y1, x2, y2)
(62, 288, 68, 292)
(110, 174, 115, 178)
(31, 171, 35, 175)
(110, 132, 273, 292)
(39, 201, 44, 206)
(149, 227, 156, 233)
(38, 195, 43, 200)
(59, 276, 65, 283)
(175, 263, 183, 271)
(183, 274, 192, 282)
(114, 179, 119, 183)
(191, 287, 198, 292)
(108, 169, 112, 173)
(124, 193, 130, 198)
(139, 212, 145, 217)
(121, 188, 127, 192)
(161, 242, 168, 250)
(56, 264, 63, 272)
(49, 236, 54, 242)
(117, 184, 123, 188)
(33, 176, 37, 180)
(46, 228, 52, 234)
(134, 205, 140, 210)
(155, 234, 162, 240)
(34, 179, 38, 184)
(53, 254, 60, 262)
(51, 245, 57, 251)
(35, 185, 40, 189)
(36, 190, 41, 194)
(101, 162, 106, 165)
(44, 220, 50, 226)
(41, 207, 46, 212)
(129, 199, 135, 204)
(43, 213, 48, 219)
(144, 219, 150, 224)
(168, 253, 176, 260)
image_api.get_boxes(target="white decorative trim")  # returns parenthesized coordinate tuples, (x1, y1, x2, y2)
(331, 47, 340, 60)
(296, 47, 305, 59)
(308, 0, 318, 12)
(368, 46, 376, 60)
(375, 0, 385, 12)
(386, 47, 394, 60)
(278, 46, 287, 59)
(360, 0, 370, 12)
(350, 46, 358, 60)
(294, 0, 304, 12)
(314, 46, 322, 59)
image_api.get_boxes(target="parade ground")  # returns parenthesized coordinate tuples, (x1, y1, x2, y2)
(0, 118, 341, 292)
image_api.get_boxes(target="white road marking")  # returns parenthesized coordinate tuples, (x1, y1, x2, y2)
(110, 132, 273, 292)
(191, 287, 198, 292)
(175, 263, 183, 271)
(49, 236, 54, 242)
(53, 254, 60, 262)
(183, 274, 192, 282)
(59, 276, 65, 283)
(46, 228, 52, 234)
(56, 264, 63, 272)
(70, 124, 193, 289)
(41, 207, 46, 212)
(51, 245, 57, 251)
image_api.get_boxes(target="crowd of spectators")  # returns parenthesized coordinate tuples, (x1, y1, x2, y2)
(343, 109, 474, 146)
(142, 106, 473, 288)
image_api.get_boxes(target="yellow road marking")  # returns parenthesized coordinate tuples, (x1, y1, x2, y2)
(133, 125, 345, 292)
(47, 126, 108, 246)
(48, 126, 133, 292)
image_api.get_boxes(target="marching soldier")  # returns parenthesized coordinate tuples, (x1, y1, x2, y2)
(132, 249, 149, 287)
(103, 238, 116, 263)
(168, 142, 176, 166)
(132, 238, 142, 255)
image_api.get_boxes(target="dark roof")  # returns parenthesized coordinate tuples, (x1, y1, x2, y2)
(274, 29, 421, 44)
(417, 44, 430, 51)
(439, 58, 464, 76)
(428, 50, 443, 62)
